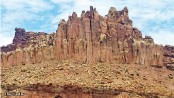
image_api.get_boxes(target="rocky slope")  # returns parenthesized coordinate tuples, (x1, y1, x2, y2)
(1, 60, 174, 98)
(1, 6, 174, 98)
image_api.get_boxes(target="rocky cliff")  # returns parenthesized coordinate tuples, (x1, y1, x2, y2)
(1, 28, 55, 67)
(164, 45, 174, 70)
(1, 28, 54, 53)
(54, 6, 163, 66)
(0, 6, 172, 68)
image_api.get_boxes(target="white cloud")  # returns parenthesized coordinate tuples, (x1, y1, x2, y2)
(2, 11, 38, 24)
(1, 0, 54, 46)
(1, 0, 53, 12)
(149, 30, 174, 45)
(51, 0, 74, 3)
(0, 33, 13, 46)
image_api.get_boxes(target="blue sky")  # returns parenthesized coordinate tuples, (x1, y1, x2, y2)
(1, 0, 174, 46)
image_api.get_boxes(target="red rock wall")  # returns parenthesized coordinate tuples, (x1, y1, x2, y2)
(1, 28, 54, 53)
(1, 28, 55, 68)
(1, 6, 166, 68)
(1, 46, 54, 68)
(163, 45, 174, 70)
(54, 6, 164, 66)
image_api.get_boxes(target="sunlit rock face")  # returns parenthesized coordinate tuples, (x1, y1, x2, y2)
(1, 28, 55, 53)
(1, 28, 55, 67)
(1, 6, 173, 68)
(54, 6, 164, 66)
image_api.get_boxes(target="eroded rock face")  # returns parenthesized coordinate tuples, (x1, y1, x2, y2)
(164, 45, 174, 71)
(1, 28, 55, 53)
(54, 6, 164, 66)
(1, 46, 55, 68)
(1, 28, 55, 68)
(1, 6, 173, 68)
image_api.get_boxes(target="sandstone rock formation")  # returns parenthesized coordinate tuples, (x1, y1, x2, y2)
(1, 28, 55, 53)
(54, 6, 164, 66)
(0, 6, 173, 69)
(1, 28, 55, 68)
(164, 45, 174, 70)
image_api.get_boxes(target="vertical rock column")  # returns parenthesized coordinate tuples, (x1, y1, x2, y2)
(54, 19, 67, 60)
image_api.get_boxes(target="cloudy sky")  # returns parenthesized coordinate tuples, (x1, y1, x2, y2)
(1, 0, 174, 46)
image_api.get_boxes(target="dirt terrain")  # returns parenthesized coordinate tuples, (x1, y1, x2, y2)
(1, 60, 174, 98)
